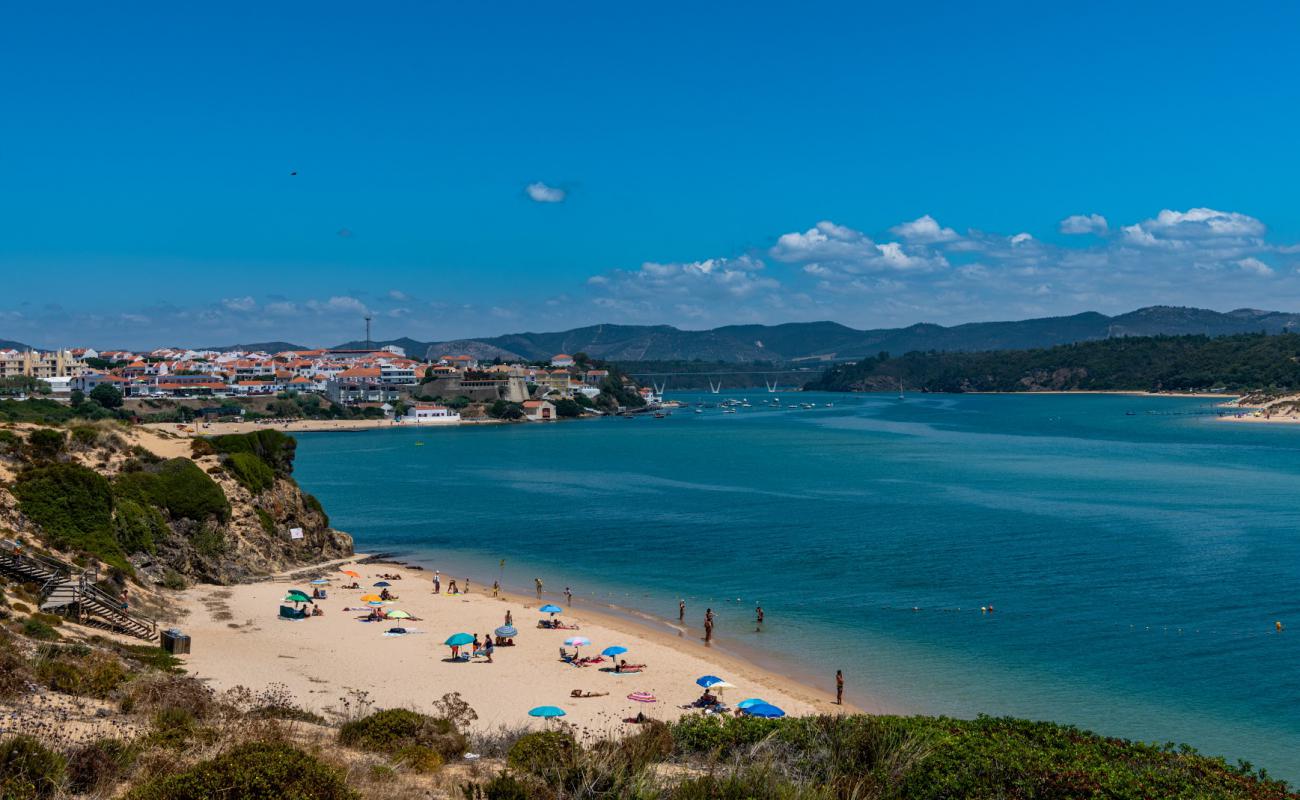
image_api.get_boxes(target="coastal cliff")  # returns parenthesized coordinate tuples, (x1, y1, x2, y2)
(0, 422, 352, 586)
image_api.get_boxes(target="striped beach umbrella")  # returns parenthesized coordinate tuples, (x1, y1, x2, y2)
(627, 692, 656, 703)
(564, 636, 590, 648)
(495, 625, 518, 638)
(695, 675, 725, 688)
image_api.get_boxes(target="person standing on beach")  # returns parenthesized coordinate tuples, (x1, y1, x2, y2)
(564, 586, 573, 606)
(485, 636, 495, 663)
(678, 599, 686, 622)
(535, 577, 543, 599)
(505, 609, 513, 627)
(835, 670, 844, 705)
(755, 605, 764, 631)
(492, 580, 500, 598)
(433, 571, 441, 594)
(465, 577, 471, 594)
(704, 607, 714, 642)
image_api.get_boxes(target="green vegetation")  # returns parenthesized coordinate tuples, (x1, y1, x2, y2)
(65, 738, 136, 796)
(596, 366, 647, 411)
(338, 708, 468, 761)
(13, 463, 125, 571)
(24, 428, 66, 462)
(113, 458, 230, 523)
(112, 499, 166, 555)
(206, 429, 297, 473)
(124, 742, 357, 800)
(808, 332, 1300, 393)
(506, 730, 576, 775)
(89, 383, 124, 409)
(0, 375, 52, 397)
(303, 492, 329, 527)
(553, 398, 583, 418)
(488, 399, 524, 420)
(225, 450, 277, 493)
(33, 649, 129, 698)
(0, 736, 65, 800)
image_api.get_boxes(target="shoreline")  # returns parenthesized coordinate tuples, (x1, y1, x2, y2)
(175, 553, 854, 738)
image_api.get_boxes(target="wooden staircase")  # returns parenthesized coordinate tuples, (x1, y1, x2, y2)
(1, 540, 158, 641)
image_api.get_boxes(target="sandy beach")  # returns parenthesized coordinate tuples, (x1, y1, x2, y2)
(174, 556, 849, 738)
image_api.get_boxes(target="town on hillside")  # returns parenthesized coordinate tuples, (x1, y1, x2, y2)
(0, 345, 658, 424)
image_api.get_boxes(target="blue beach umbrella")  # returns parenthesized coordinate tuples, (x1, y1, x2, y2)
(495, 625, 518, 638)
(695, 675, 725, 688)
(742, 703, 786, 718)
(373, 581, 392, 587)
(736, 698, 767, 710)
(309, 578, 330, 585)
(528, 706, 566, 718)
(539, 604, 563, 615)
(601, 646, 628, 657)
(444, 632, 474, 646)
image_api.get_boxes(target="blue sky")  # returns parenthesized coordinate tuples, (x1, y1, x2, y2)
(3, 1, 1300, 348)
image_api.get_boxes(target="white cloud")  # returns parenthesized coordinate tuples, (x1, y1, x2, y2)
(770, 220, 948, 276)
(306, 296, 370, 315)
(1009, 233, 1033, 246)
(1123, 207, 1265, 248)
(891, 214, 958, 243)
(1059, 214, 1108, 235)
(1237, 257, 1273, 276)
(387, 290, 411, 302)
(221, 296, 256, 312)
(525, 182, 566, 203)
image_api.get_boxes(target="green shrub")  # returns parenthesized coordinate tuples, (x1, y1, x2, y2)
(119, 644, 185, 674)
(113, 458, 230, 523)
(394, 744, 444, 773)
(21, 617, 60, 641)
(304, 493, 329, 527)
(338, 708, 467, 760)
(125, 742, 357, 800)
(255, 507, 276, 536)
(13, 463, 127, 571)
(225, 451, 276, 494)
(0, 428, 22, 454)
(35, 650, 128, 698)
(160, 570, 186, 590)
(25, 428, 66, 462)
(206, 429, 297, 474)
(112, 499, 166, 555)
(0, 735, 66, 800)
(69, 426, 100, 448)
(65, 738, 135, 795)
(467, 773, 533, 800)
(0, 630, 32, 699)
(506, 731, 576, 777)
(190, 524, 227, 558)
(146, 707, 197, 749)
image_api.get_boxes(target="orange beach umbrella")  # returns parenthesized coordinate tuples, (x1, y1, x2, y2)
(360, 594, 382, 602)
(340, 569, 361, 578)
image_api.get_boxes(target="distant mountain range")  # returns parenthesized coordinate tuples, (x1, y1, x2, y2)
(16, 306, 1300, 362)
(0, 339, 32, 351)
(329, 306, 1300, 363)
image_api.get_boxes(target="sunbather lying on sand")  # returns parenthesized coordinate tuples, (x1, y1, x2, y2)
(570, 689, 609, 698)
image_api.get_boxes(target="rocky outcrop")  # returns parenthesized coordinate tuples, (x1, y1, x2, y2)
(133, 457, 353, 585)
(0, 424, 352, 587)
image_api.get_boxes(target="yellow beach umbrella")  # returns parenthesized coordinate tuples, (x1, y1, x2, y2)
(360, 594, 382, 602)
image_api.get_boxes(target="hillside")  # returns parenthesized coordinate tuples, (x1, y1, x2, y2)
(806, 332, 1300, 393)
(340, 306, 1300, 363)
(0, 339, 32, 351)
(197, 340, 308, 353)
(0, 423, 352, 585)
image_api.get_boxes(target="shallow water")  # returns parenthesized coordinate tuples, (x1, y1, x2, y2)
(293, 393, 1300, 781)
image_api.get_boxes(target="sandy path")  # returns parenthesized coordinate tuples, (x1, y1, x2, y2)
(174, 558, 846, 738)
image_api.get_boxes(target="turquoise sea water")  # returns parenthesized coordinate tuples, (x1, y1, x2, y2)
(293, 393, 1300, 781)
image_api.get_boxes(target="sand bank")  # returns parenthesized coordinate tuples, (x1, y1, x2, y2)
(174, 557, 851, 738)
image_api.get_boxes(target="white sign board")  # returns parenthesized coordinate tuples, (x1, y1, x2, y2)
(289, 527, 304, 540)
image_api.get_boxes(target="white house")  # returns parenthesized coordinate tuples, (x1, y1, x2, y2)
(400, 403, 461, 425)
(523, 399, 556, 421)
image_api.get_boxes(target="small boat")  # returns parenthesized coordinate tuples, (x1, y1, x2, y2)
(414, 441, 425, 446)
(694, 409, 703, 414)
(653, 412, 666, 419)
